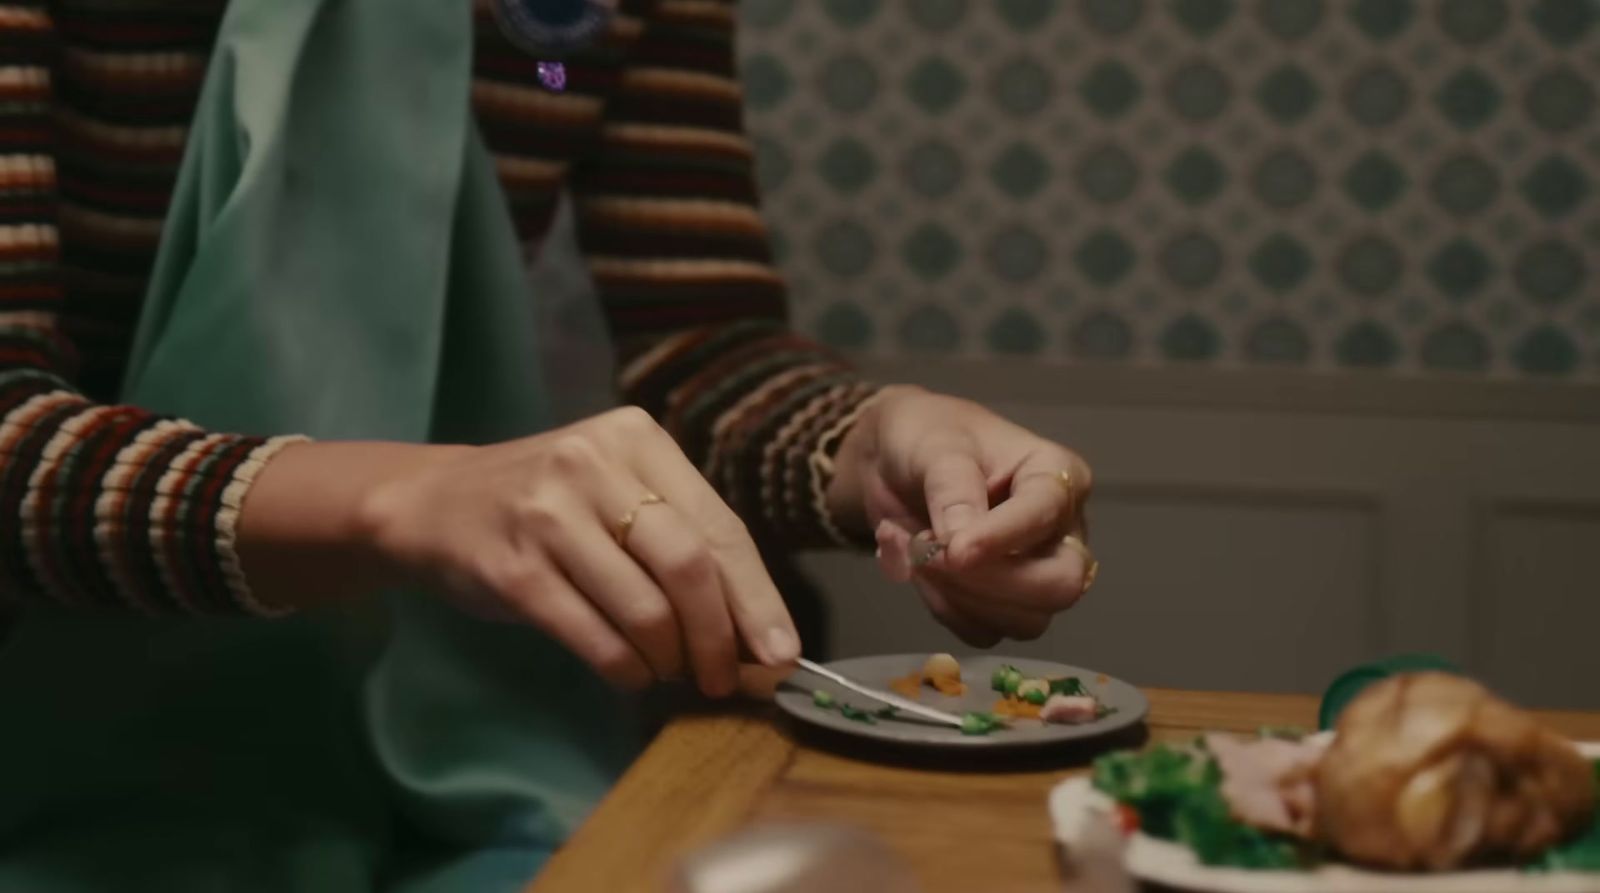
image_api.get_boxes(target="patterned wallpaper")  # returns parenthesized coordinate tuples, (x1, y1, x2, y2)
(736, 0, 1600, 380)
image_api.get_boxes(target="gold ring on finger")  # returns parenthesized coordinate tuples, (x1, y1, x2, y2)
(1061, 534, 1099, 593)
(615, 492, 665, 547)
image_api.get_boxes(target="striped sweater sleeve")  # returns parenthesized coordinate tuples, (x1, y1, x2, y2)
(570, 0, 878, 549)
(0, 2, 295, 616)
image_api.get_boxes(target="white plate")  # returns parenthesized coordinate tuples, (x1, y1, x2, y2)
(1049, 739, 1600, 893)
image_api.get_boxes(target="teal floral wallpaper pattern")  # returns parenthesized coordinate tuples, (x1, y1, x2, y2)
(736, 0, 1600, 379)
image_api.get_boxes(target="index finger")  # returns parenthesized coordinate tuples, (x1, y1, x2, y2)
(629, 425, 801, 669)
(947, 457, 1091, 567)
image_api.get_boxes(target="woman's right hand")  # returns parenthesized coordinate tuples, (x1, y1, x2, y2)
(237, 407, 800, 697)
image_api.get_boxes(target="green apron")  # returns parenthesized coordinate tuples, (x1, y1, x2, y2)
(0, 1, 640, 890)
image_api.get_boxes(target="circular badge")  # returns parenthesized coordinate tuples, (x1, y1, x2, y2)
(490, 0, 618, 59)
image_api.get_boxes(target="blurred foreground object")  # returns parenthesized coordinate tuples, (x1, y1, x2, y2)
(665, 823, 921, 893)
(1317, 672, 1595, 870)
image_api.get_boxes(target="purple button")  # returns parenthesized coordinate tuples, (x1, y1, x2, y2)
(537, 61, 567, 92)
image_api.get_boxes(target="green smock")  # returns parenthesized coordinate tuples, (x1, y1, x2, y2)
(0, 1, 640, 889)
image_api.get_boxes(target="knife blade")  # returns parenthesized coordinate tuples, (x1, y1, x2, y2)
(796, 657, 965, 728)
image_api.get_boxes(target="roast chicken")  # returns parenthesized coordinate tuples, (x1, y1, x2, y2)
(1315, 672, 1594, 870)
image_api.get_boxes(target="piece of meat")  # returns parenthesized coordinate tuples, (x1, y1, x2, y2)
(1205, 733, 1324, 838)
(1041, 694, 1099, 724)
(1315, 673, 1595, 871)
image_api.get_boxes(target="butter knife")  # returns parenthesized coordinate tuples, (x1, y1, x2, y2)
(796, 657, 965, 728)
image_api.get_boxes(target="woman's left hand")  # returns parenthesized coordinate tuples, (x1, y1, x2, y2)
(827, 385, 1096, 646)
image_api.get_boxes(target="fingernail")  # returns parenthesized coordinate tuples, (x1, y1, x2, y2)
(763, 627, 800, 665)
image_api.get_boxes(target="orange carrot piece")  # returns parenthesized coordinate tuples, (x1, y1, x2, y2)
(929, 675, 967, 697)
(889, 673, 923, 700)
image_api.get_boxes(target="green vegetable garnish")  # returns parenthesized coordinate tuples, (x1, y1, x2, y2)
(960, 712, 1004, 736)
(1023, 687, 1048, 706)
(1002, 669, 1023, 695)
(1094, 746, 1600, 874)
(874, 706, 899, 719)
(1049, 676, 1088, 697)
(1175, 786, 1304, 869)
(812, 690, 836, 709)
(1093, 743, 1310, 870)
(838, 704, 876, 724)
(990, 665, 1012, 692)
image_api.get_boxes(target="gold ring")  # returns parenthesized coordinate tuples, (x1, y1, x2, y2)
(1061, 534, 1099, 593)
(615, 492, 665, 547)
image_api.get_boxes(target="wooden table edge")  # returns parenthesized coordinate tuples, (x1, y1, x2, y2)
(525, 688, 1600, 892)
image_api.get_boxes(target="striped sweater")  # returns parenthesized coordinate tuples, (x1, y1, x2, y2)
(0, 0, 875, 616)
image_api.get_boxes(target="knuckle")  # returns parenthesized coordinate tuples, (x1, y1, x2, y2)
(700, 512, 751, 551)
(514, 496, 566, 539)
(544, 434, 601, 474)
(659, 541, 716, 588)
(622, 601, 677, 639)
(604, 405, 659, 438)
(913, 435, 967, 471)
(482, 556, 549, 603)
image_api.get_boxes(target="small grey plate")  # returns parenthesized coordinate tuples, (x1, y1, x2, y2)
(776, 653, 1149, 749)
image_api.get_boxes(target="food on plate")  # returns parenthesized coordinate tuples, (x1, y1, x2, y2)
(1017, 678, 1050, 705)
(960, 712, 1005, 736)
(992, 664, 1023, 695)
(842, 704, 897, 724)
(1040, 694, 1100, 725)
(1091, 672, 1600, 873)
(923, 652, 960, 681)
(989, 664, 1109, 725)
(812, 687, 1000, 736)
(1094, 738, 1305, 868)
(1317, 673, 1595, 870)
(992, 697, 1041, 720)
(811, 689, 896, 725)
(890, 652, 967, 698)
(804, 655, 1122, 738)
(1203, 732, 1321, 837)
(922, 652, 966, 695)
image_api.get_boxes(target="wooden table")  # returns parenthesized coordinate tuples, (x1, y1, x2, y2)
(528, 689, 1600, 893)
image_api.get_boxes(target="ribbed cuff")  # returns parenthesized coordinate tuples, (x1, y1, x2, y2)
(215, 435, 311, 616)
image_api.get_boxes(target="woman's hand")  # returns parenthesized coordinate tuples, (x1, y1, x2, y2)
(827, 386, 1095, 646)
(238, 407, 799, 697)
